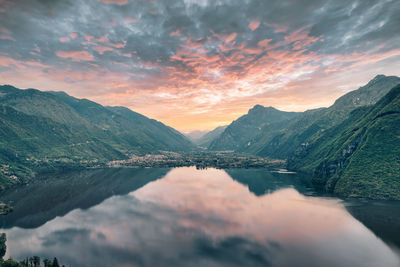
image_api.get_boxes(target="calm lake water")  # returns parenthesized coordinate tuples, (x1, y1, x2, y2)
(1, 167, 400, 267)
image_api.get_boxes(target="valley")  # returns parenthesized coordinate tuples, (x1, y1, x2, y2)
(1, 75, 400, 201)
(1, 1, 399, 266)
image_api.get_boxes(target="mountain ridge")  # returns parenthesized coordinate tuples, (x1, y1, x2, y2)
(288, 84, 400, 199)
(0, 85, 194, 190)
(195, 125, 228, 148)
(209, 75, 400, 159)
(208, 105, 300, 151)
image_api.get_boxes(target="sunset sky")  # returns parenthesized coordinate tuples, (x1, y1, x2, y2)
(0, 0, 399, 132)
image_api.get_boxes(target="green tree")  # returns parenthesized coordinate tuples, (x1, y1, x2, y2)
(1, 258, 24, 267)
(43, 258, 51, 267)
(0, 233, 6, 260)
(32, 256, 40, 267)
(51, 257, 60, 267)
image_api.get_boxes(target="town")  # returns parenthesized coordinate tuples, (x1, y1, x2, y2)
(107, 151, 285, 169)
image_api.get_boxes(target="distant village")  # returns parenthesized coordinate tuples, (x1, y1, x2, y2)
(107, 151, 285, 169)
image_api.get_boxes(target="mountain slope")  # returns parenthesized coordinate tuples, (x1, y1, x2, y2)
(247, 75, 400, 158)
(208, 105, 299, 151)
(195, 125, 227, 147)
(288, 84, 400, 200)
(184, 130, 208, 142)
(107, 106, 193, 152)
(0, 85, 193, 153)
(0, 85, 194, 189)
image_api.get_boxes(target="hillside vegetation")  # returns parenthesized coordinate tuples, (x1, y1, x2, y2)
(288, 84, 400, 200)
(209, 105, 299, 151)
(207, 75, 400, 200)
(209, 75, 400, 159)
(195, 125, 227, 148)
(0, 85, 194, 190)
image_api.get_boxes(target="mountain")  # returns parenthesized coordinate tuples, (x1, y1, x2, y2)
(209, 75, 400, 158)
(288, 84, 400, 200)
(254, 75, 400, 158)
(0, 85, 194, 189)
(208, 106, 299, 151)
(184, 130, 208, 142)
(194, 125, 227, 148)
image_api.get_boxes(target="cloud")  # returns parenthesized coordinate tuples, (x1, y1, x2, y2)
(98, 0, 129, 5)
(0, 0, 399, 131)
(56, 51, 94, 61)
(93, 46, 114, 55)
(249, 21, 260, 31)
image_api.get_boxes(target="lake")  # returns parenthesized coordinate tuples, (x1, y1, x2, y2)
(1, 167, 400, 267)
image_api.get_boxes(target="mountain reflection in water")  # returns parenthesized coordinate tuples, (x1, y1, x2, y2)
(1, 167, 399, 267)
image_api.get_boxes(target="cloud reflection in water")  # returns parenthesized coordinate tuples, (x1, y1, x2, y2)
(3, 167, 400, 267)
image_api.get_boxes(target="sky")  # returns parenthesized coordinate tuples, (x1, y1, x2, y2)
(0, 0, 399, 132)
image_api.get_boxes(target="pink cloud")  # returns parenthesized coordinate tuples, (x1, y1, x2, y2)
(0, 35, 15, 41)
(93, 46, 114, 54)
(0, 56, 18, 67)
(24, 61, 49, 68)
(124, 18, 137, 24)
(95, 35, 107, 43)
(284, 27, 320, 50)
(248, 21, 260, 31)
(2, 22, 400, 132)
(59, 37, 70, 42)
(55, 51, 94, 61)
(0, 27, 9, 34)
(84, 35, 94, 41)
(98, 0, 129, 5)
(109, 42, 125, 48)
(170, 30, 180, 36)
(70, 33, 78, 39)
(225, 33, 237, 44)
(267, 23, 288, 33)
(0, 27, 14, 41)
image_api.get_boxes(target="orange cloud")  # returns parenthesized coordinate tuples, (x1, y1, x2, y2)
(284, 27, 320, 50)
(59, 37, 70, 42)
(56, 51, 94, 61)
(98, 0, 129, 5)
(109, 42, 125, 48)
(93, 46, 114, 54)
(0, 56, 18, 67)
(124, 18, 137, 24)
(2, 25, 400, 132)
(248, 20, 260, 31)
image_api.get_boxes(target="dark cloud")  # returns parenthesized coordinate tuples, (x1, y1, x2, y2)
(0, 0, 399, 131)
(1, 0, 398, 72)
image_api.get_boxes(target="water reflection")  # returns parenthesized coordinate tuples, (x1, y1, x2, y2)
(0, 168, 169, 228)
(1, 167, 400, 267)
(345, 200, 400, 248)
(226, 168, 314, 196)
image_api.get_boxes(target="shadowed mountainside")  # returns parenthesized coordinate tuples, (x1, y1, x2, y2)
(0, 85, 193, 189)
(288, 84, 400, 200)
(209, 106, 299, 151)
(209, 75, 400, 160)
(194, 125, 228, 148)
